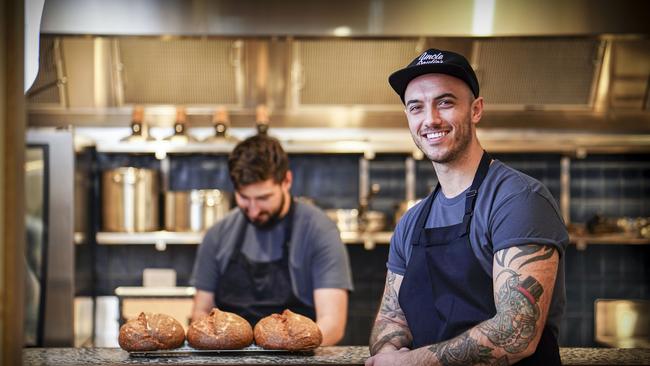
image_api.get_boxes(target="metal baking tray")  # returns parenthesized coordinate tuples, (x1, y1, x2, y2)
(128, 344, 315, 357)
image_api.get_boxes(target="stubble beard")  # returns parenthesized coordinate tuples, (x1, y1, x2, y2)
(243, 192, 286, 230)
(414, 119, 472, 165)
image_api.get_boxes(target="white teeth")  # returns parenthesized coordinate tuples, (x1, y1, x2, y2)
(426, 131, 447, 139)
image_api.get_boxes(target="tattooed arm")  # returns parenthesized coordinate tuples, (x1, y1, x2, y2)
(366, 245, 559, 366)
(368, 270, 413, 355)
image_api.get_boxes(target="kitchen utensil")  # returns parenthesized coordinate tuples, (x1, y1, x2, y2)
(102, 167, 159, 232)
(165, 189, 230, 232)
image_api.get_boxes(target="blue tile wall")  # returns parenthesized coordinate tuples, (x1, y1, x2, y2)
(289, 154, 360, 209)
(368, 154, 407, 229)
(89, 245, 198, 295)
(96, 153, 161, 170)
(570, 154, 650, 223)
(415, 159, 438, 198)
(168, 154, 232, 191)
(560, 244, 650, 347)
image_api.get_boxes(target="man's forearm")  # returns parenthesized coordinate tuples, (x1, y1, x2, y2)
(317, 316, 345, 346)
(369, 271, 412, 355)
(369, 316, 412, 355)
(406, 324, 514, 366)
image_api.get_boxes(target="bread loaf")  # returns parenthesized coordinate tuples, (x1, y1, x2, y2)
(254, 309, 322, 350)
(186, 308, 254, 349)
(118, 312, 185, 352)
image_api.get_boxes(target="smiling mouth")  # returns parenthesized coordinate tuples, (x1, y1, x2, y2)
(423, 131, 449, 140)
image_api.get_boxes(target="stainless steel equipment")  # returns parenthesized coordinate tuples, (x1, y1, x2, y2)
(26, 129, 75, 346)
(165, 189, 230, 232)
(102, 167, 159, 232)
(326, 208, 386, 233)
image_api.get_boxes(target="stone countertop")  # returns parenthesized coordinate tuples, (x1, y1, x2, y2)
(23, 346, 650, 366)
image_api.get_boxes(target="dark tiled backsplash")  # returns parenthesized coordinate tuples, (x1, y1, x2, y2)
(84, 152, 650, 346)
(77, 241, 650, 346)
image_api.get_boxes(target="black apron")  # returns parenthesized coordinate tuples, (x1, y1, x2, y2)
(398, 152, 561, 365)
(214, 199, 315, 326)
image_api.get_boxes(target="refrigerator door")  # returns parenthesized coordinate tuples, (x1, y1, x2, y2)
(25, 129, 74, 346)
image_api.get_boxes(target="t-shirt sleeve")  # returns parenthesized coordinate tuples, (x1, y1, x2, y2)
(386, 207, 414, 276)
(308, 218, 354, 291)
(189, 226, 221, 293)
(489, 189, 569, 256)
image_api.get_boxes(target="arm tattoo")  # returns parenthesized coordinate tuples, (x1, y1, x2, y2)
(427, 333, 508, 365)
(495, 245, 556, 269)
(370, 330, 412, 355)
(378, 271, 405, 321)
(478, 269, 543, 353)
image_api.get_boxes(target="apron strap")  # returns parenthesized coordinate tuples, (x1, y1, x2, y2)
(414, 151, 492, 244)
(464, 151, 491, 217)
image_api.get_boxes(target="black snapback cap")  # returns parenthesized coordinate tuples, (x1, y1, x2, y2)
(389, 48, 479, 104)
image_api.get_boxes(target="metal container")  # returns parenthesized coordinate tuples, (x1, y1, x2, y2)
(326, 209, 386, 232)
(165, 190, 230, 232)
(102, 167, 159, 232)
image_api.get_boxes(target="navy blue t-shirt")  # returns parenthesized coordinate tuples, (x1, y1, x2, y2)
(388, 160, 568, 338)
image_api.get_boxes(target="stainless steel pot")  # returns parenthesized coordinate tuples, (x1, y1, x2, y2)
(165, 189, 231, 232)
(325, 209, 386, 232)
(102, 167, 159, 232)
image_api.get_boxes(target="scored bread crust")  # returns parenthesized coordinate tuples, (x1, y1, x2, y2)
(186, 308, 254, 349)
(254, 309, 323, 350)
(118, 312, 185, 351)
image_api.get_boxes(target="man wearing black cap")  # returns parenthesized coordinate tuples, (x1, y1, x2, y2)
(366, 49, 568, 365)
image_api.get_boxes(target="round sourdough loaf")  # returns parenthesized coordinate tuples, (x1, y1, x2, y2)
(118, 312, 185, 352)
(186, 308, 254, 349)
(254, 309, 322, 350)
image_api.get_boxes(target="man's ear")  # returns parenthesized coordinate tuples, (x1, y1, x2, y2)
(283, 170, 293, 190)
(471, 96, 484, 125)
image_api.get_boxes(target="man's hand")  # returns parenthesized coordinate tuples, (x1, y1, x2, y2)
(368, 270, 412, 355)
(191, 290, 215, 323)
(365, 347, 410, 366)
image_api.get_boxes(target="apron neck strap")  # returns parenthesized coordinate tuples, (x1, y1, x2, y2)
(464, 151, 491, 217)
(413, 151, 492, 237)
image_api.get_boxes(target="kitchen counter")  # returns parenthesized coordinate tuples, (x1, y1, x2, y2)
(23, 346, 650, 365)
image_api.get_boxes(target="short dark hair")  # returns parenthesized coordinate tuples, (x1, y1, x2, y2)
(228, 134, 289, 189)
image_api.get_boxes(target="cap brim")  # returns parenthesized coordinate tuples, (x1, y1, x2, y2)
(388, 63, 476, 104)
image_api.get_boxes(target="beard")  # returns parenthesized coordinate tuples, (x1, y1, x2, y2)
(413, 119, 472, 164)
(241, 192, 286, 230)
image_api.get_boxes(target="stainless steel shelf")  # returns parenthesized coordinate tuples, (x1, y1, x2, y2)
(570, 233, 650, 250)
(86, 128, 650, 155)
(96, 230, 393, 247)
(96, 231, 650, 251)
(96, 231, 204, 245)
(115, 286, 195, 297)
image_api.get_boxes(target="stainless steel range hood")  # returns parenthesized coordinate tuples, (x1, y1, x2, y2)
(40, 0, 650, 37)
(28, 0, 650, 142)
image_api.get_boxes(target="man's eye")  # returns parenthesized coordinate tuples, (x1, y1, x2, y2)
(408, 105, 422, 112)
(439, 99, 453, 107)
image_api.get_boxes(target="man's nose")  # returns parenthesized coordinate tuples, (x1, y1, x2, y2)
(424, 106, 442, 126)
(247, 201, 261, 218)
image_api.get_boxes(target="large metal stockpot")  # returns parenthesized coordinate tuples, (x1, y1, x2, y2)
(102, 167, 159, 232)
(165, 189, 231, 232)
